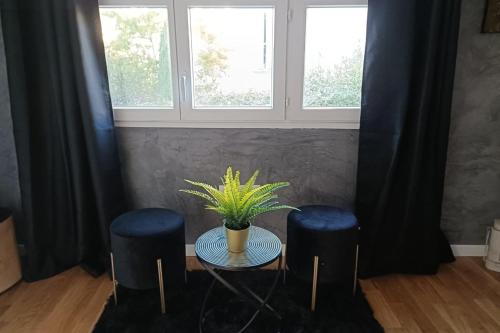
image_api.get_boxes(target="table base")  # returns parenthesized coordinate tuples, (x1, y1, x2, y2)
(199, 255, 283, 333)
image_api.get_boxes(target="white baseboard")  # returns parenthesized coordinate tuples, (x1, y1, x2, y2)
(186, 244, 195, 256)
(186, 244, 485, 257)
(450, 245, 485, 257)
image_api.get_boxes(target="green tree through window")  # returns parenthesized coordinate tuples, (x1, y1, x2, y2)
(101, 9, 364, 109)
(303, 45, 364, 108)
(102, 9, 173, 107)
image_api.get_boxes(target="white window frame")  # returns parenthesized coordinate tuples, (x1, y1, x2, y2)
(286, 0, 367, 127)
(99, 0, 366, 128)
(175, 0, 288, 122)
(99, 0, 181, 123)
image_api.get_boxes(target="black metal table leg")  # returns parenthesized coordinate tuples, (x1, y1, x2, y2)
(238, 255, 283, 320)
(195, 227, 283, 333)
(235, 256, 283, 333)
(199, 277, 217, 333)
(199, 255, 283, 333)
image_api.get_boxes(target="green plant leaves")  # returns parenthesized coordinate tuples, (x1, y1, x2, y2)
(179, 166, 298, 229)
(178, 189, 218, 205)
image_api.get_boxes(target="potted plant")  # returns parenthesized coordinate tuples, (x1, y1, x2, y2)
(180, 167, 297, 253)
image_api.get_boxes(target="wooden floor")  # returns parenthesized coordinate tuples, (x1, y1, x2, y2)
(0, 257, 499, 332)
(362, 257, 500, 333)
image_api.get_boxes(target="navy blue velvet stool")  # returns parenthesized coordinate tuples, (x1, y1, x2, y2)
(286, 205, 359, 311)
(110, 208, 186, 314)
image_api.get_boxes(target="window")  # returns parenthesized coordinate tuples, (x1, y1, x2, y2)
(286, 0, 367, 124)
(101, 7, 173, 108)
(189, 7, 274, 108)
(303, 7, 367, 109)
(100, 0, 180, 122)
(99, 0, 367, 128)
(174, 0, 287, 122)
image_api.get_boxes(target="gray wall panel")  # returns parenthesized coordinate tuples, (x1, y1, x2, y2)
(441, 0, 500, 244)
(117, 128, 358, 243)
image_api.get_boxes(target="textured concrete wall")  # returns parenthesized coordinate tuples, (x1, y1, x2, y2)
(117, 128, 358, 243)
(0, 16, 22, 222)
(441, 0, 500, 244)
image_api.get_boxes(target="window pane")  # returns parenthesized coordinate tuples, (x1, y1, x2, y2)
(100, 8, 173, 108)
(189, 8, 274, 108)
(303, 7, 367, 108)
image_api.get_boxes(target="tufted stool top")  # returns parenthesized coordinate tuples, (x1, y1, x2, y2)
(111, 208, 184, 238)
(288, 205, 357, 231)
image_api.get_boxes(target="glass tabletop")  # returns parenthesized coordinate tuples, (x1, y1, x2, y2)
(195, 226, 282, 270)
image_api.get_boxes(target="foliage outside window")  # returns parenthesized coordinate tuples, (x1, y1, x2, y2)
(101, 8, 173, 108)
(99, 1, 367, 127)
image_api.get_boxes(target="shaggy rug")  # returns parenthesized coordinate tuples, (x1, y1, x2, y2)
(93, 270, 383, 333)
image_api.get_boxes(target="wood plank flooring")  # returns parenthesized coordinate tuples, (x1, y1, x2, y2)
(0, 257, 499, 332)
(361, 258, 500, 333)
(0, 267, 111, 333)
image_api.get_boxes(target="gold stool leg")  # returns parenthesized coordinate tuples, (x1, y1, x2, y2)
(157, 259, 166, 314)
(110, 252, 118, 305)
(353, 244, 360, 296)
(311, 256, 319, 312)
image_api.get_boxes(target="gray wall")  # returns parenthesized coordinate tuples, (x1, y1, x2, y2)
(0, 16, 22, 223)
(117, 128, 358, 243)
(441, 0, 500, 244)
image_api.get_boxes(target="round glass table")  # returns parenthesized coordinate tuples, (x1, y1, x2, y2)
(195, 226, 283, 333)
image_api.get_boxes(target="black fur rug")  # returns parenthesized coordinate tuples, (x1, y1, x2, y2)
(93, 270, 383, 333)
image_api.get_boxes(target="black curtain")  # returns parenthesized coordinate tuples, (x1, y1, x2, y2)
(355, 0, 461, 277)
(1, 0, 126, 281)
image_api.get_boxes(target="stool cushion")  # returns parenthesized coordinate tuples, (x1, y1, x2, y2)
(111, 208, 184, 237)
(111, 208, 186, 290)
(287, 205, 358, 284)
(288, 205, 357, 232)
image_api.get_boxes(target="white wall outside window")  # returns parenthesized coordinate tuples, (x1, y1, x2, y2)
(99, 0, 367, 128)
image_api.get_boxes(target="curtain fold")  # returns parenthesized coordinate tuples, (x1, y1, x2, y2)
(1, 0, 126, 281)
(355, 0, 461, 277)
